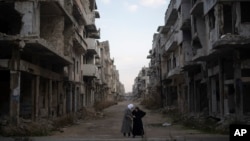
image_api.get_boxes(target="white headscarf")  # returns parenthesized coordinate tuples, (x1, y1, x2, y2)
(128, 104, 134, 110)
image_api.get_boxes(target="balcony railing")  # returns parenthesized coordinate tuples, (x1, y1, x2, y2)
(86, 38, 98, 55)
(213, 34, 250, 50)
(73, 0, 87, 25)
(73, 32, 87, 53)
(165, 0, 178, 26)
(167, 66, 182, 79)
(82, 64, 98, 78)
(180, 1, 191, 30)
(85, 11, 100, 39)
(87, 28, 100, 39)
(165, 31, 178, 54)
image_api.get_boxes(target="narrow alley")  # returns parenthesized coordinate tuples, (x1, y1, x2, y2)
(0, 100, 228, 141)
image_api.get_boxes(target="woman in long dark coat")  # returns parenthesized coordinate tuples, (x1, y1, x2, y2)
(121, 104, 134, 137)
(132, 106, 146, 138)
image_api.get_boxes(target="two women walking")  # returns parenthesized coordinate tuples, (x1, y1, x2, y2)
(121, 103, 146, 138)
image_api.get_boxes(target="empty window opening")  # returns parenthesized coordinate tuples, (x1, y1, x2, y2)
(0, 3, 22, 35)
(208, 9, 215, 30)
(241, 2, 250, 23)
(223, 4, 233, 34)
(173, 54, 176, 68)
(192, 38, 202, 49)
(77, 61, 79, 74)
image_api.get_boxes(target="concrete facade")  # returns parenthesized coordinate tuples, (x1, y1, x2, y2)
(0, 0, 124, 125)
(132, 67, 150, 99)
(98, 41, 125, 102)
(144, 0, 250, 122)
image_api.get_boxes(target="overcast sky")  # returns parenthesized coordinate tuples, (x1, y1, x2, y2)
(96, 0, 170, 92)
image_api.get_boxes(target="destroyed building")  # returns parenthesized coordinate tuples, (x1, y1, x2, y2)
(140, 0, 250, 121)
(0, 0, 124, 125)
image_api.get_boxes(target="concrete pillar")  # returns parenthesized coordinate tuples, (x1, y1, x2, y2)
(177, 84, 181, 112)
(48, 79, 52, 117)
(72, 85, 75, 112)
(63, 85, 67, 115)
(68, 83, 73, 113)
(187, 79, 191, 113)
(66, 84, 70, 113)
(233, 50, 243, 119)
(194, 80, 197, 113)
(32, 75, 39, 121)
(219, 58, 224, 118)
(35, 76, 40, 120)
(10, 71, 21, 125)
(45, 80, 49, 117)
(9, 46, 20, 124)
(207, 77, 212, 116)
(58, 81, 63, 115)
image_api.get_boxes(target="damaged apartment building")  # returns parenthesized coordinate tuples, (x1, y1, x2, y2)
(146, 0, 250, 121)
(132, 67, 150, 99)
(0, 0, 124, 125)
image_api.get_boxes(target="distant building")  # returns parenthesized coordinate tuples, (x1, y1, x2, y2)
(132, 67, 150, 99)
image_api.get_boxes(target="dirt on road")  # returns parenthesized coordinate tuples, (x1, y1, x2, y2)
(48, 100, 229, 141)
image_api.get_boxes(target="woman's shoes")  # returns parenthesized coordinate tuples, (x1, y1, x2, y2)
(123, 133, 131, 137)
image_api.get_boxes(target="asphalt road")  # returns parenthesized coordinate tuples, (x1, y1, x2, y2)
(0, 100, 229, 141)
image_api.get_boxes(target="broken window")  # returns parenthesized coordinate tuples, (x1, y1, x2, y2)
(241, 2, 250, 23)
(0, 3, 22, 35)
(167, 59, 171, 72)
(193, 16, 197, 33)
(208, 9, 215, 30)
(173, 54, 176, 68)
(223, 4, 233, 34)
(77, 61, 79, 74)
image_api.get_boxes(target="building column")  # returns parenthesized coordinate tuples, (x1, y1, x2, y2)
(32, 75, 39, 121)
(69, 83, 73, 113)
(10, 71, 21, 125)
(45, 80, 49, 117)
(48, 79, 52, 117)
(58, 81, 64, 115)
(9, 46, 21, 124)
(72, 85, 76, 112)
(207, 77, 212, 116)
(219, 57, 225, 118)
(233, 50, 243, 119)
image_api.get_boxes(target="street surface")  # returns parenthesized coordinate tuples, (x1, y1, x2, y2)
(0, 100, 229, 141)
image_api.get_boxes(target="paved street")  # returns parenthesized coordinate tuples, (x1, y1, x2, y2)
(0, 100, 229, 141)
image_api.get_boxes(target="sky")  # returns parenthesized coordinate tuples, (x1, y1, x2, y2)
(96, 0, 170, 93)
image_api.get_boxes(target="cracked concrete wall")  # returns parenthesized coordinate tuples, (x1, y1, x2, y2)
(40, 15, 64, 55)
(15, 1, 40, 36)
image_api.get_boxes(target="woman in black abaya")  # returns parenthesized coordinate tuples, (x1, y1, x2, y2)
(132, 106, 146, 138)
